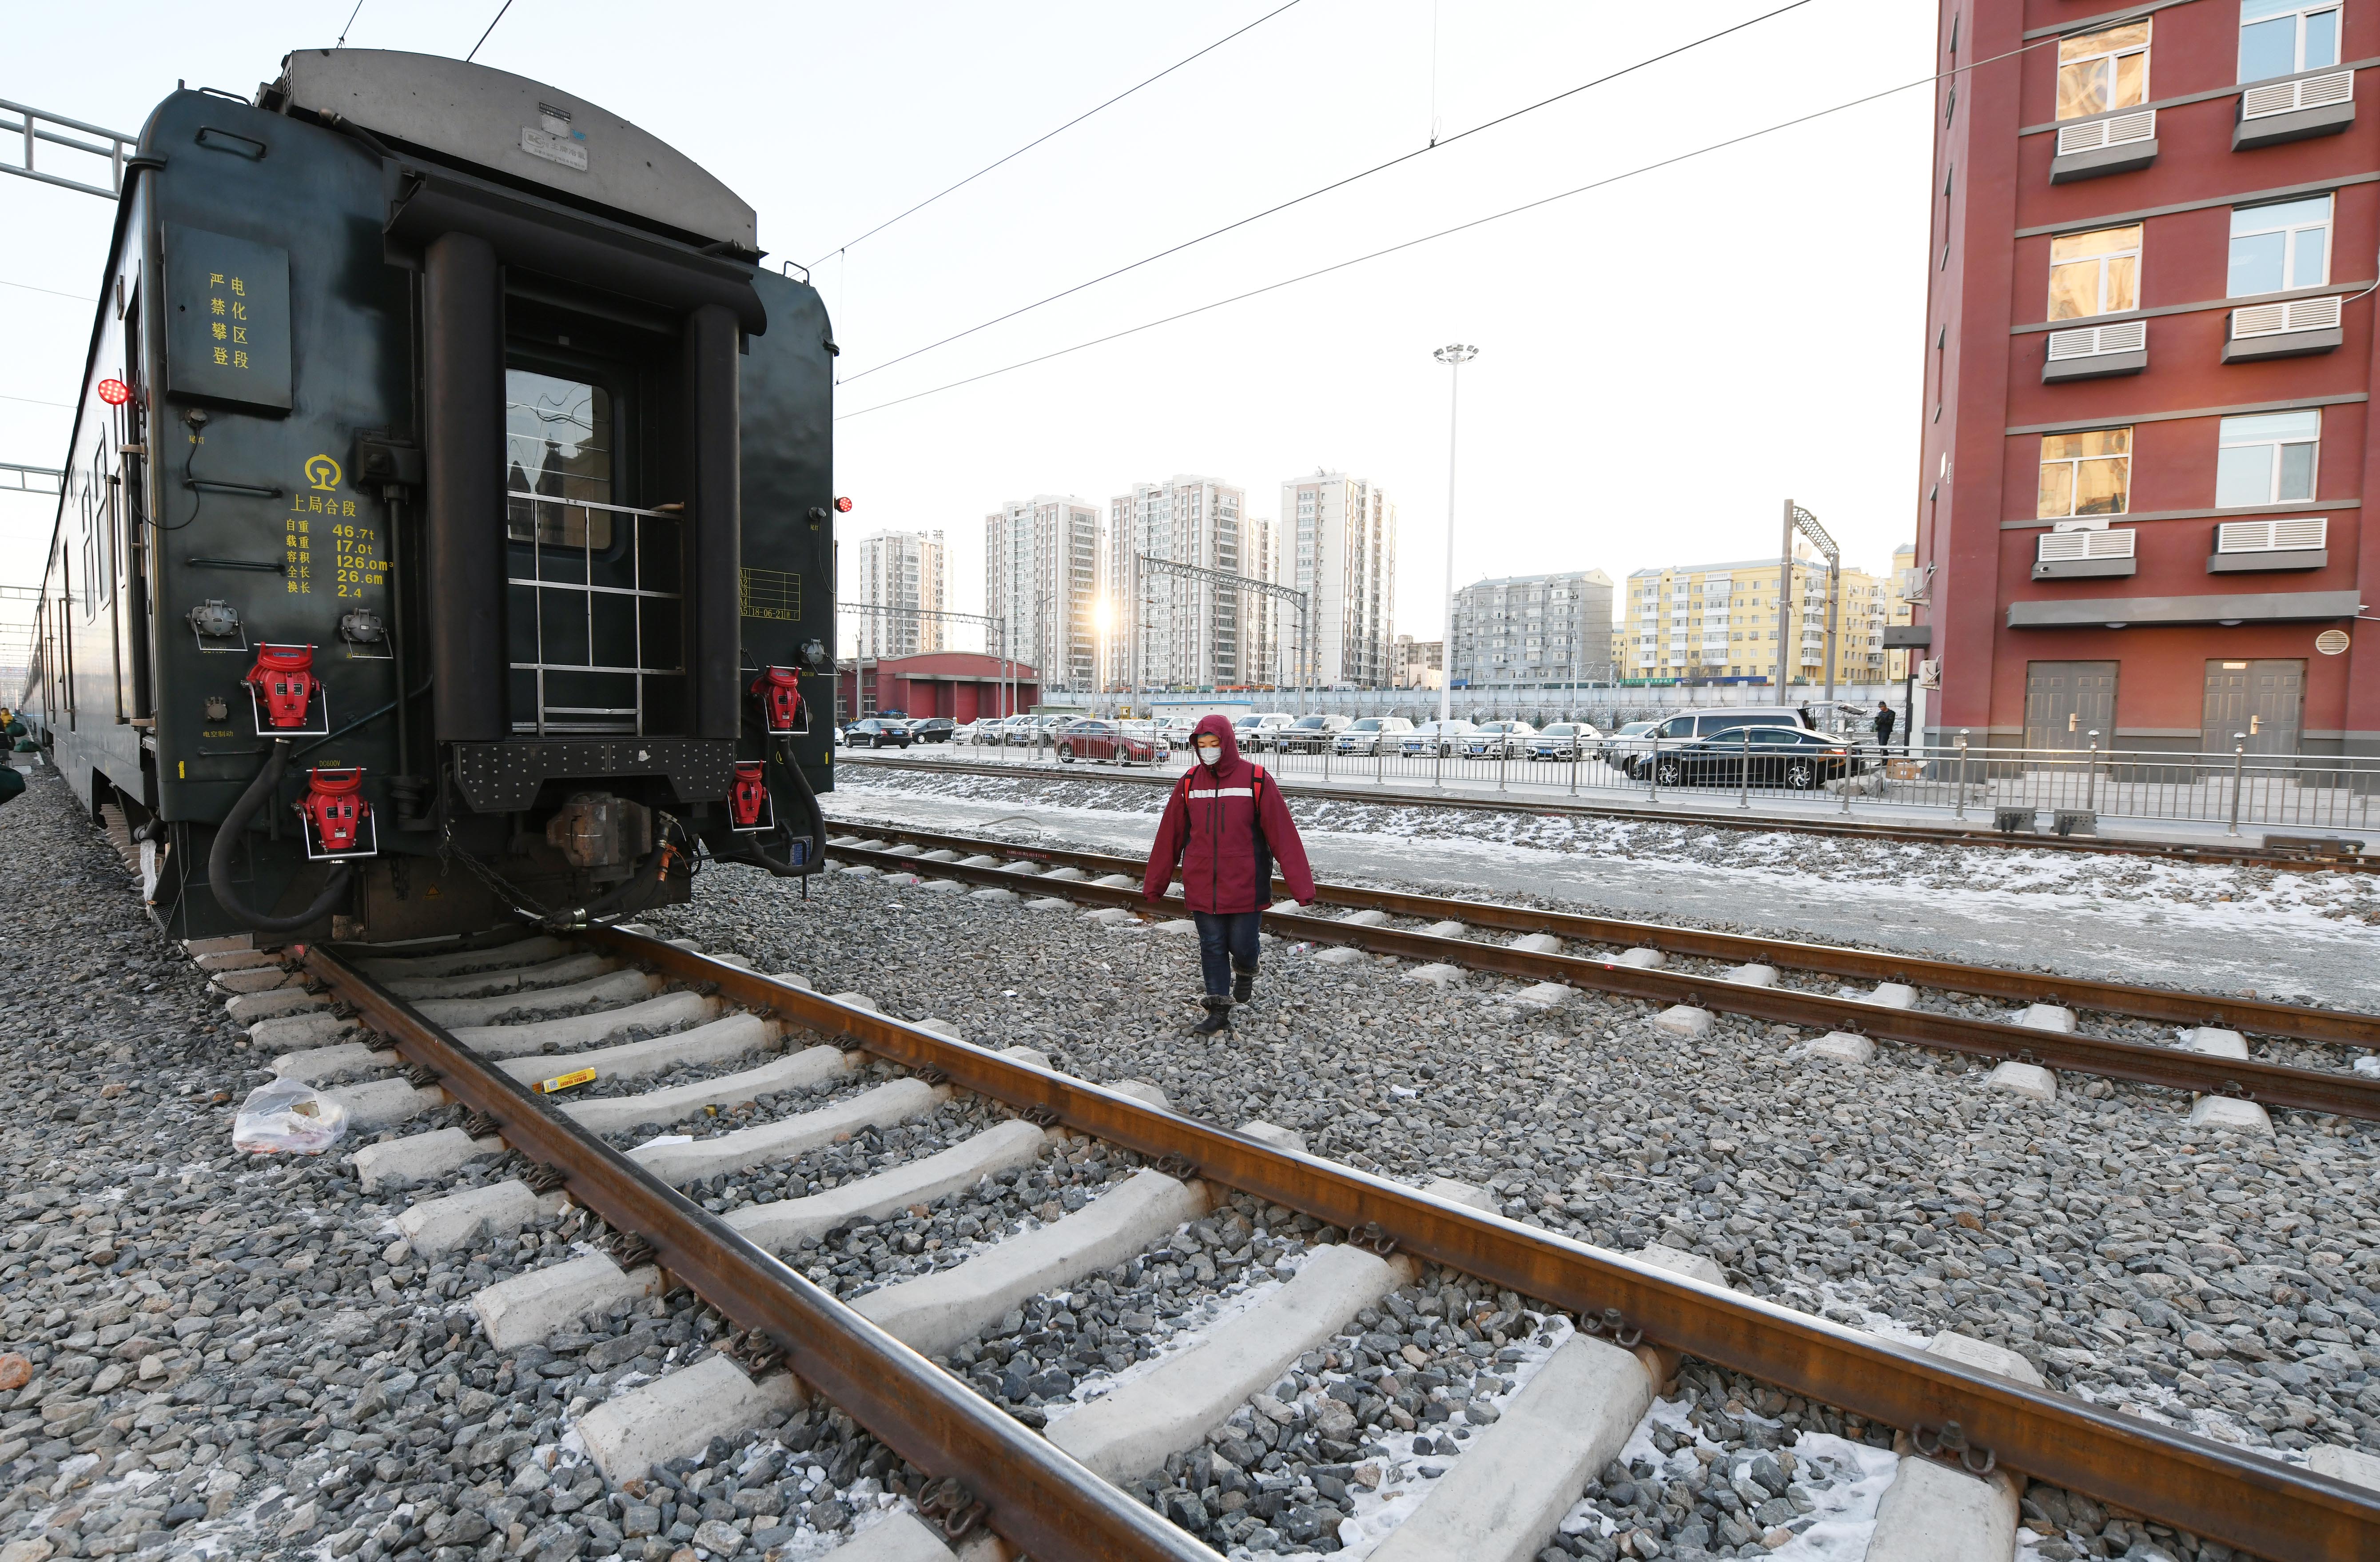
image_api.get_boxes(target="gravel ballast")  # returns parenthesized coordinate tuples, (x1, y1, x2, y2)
(9, 749, 2380, 1562)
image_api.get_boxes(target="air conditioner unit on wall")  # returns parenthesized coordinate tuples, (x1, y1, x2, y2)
(1917, 659, 1942, 689)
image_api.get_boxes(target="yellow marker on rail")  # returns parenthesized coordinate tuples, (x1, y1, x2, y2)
(534, 1067, 597, 1095)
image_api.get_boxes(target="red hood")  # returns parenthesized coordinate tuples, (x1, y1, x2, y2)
(1190, 713, 1246, 773)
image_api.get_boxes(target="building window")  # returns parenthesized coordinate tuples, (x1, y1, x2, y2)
(2216, 409, 2319, 506)
(2058, 21, 2150, 120)
(2239, 0, 2340, 81)
(2038, 428, 2132, 518)
(2047, 224, 2142, 319)
(2229, 196, 2331, 295)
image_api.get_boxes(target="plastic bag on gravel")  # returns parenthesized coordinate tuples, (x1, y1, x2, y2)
(232, 1077, 350, 1154)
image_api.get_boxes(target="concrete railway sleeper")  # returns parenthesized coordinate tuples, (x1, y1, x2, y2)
(818, 835, 2380, 1127)
(181, 923, 2379, 1562)
(830, 823, 2380, 1049)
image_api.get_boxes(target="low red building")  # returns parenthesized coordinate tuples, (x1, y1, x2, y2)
(1918, 0, 2375, 758)
(835, 653, 1040, 725)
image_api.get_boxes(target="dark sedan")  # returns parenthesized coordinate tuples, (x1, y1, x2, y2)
(910, 717, 958, 743)
(843, 718, 914, 749)
(1056, 719, 1161, 766)
(1646, 725, 1855, 790)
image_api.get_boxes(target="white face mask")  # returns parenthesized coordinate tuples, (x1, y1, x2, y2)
(1197, 745, 1222, 766)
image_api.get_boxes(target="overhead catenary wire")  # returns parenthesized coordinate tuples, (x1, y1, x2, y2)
(466, 0, 514, 64)
(0, 279, 96, 303)
(836, 0, 1816, 388)
(809, 0, 1307, 268)
(837, 30, 2054, 423)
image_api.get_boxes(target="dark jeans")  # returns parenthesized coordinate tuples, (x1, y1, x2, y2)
(1193, 910, 1262, 997)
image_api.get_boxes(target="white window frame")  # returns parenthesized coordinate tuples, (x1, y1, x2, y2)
(2047, 224, 2144, 320)
(2058, 20, 2152, 120)
(2237, 0, 2343, 82)
(2229, 196, 2332, 297)
(2216, 410, 2321, 506)
(2038, 427, 2134, 520)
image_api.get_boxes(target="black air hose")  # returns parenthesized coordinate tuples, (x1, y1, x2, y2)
(206, 739, 354, 933)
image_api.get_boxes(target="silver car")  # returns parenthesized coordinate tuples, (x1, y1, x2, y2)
(1460, 720, 1537, 759)
(1331, 716, 1416, 756)
(1400, 718, 1478, 757)
(1526, 721, 1599, 761)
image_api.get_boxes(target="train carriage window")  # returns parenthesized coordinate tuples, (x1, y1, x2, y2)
(505, 370, 613, 548)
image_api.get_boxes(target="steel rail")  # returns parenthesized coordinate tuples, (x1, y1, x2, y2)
(841, 751, 2376, 872)
(299, 944, 1213, 1562)
(827, 841, 2380, 1121)
(835, 821, 2380, 1045)
(568, 927, 2380, 1561)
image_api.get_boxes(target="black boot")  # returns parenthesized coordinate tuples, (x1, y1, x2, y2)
(1191, 996, 1233, 1035)
(1232, 964, 1257, 1004)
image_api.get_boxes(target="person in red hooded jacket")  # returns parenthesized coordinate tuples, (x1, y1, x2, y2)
(1144, 714, 1317, 1034)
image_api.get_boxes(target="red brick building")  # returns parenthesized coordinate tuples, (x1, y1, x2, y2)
(1918, 0, 2371, 757)
(834, 653, 1039, 724)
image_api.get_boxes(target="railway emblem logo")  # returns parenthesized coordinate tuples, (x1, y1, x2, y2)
(305, 454, 342, 493)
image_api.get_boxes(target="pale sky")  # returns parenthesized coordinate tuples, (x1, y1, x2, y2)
(1, 0, 1938, 653)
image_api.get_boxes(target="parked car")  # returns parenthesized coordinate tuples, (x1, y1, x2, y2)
(1119, 720, 1173, 760)
(1400, 718, 1478, 757)
(1234, 712, 1297, 751)
(842, 717, 914, 749)
(1645, 725, 1855, 790)
(1526, 721, 1600, 761)
(1622, 707, 1803, 777)
(1055, 718, 1161, 765)
(908, 717, 957, 744)
(1331, 716, 1417, 756)
(1274, 713, 1353, 753)
(1596, 720, 1657, 770)
(1459, 720, 1538, 759)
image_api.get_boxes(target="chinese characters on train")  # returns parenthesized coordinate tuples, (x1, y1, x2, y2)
(207, 272, 252, 374)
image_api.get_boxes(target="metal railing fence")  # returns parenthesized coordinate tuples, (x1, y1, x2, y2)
(882, 729, 2380, 836)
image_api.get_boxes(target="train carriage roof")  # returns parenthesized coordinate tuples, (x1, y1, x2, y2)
(275, 48, 756, 252)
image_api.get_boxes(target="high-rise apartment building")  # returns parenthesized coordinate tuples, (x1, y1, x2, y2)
(1278, 472, 1396, 687)
(1107, 476, 1256, 689)
(985, 495, 1101, 693)
(1618, 547, 1896, 687)
(850, 528, 946, 659)
(1917, 0, 2374, 755)
(1446, 571, 1614, 689)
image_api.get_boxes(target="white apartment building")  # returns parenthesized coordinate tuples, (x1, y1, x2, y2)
(850, 528, 946, 659)
(1278, 471, 1395, 688)
(1106, 476, 1256, 689)
(1448, 571, 1614, 689)
(985, 495, 1101, 692)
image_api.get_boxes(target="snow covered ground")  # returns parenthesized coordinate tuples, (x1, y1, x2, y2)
(826, 765, 2380, 1010)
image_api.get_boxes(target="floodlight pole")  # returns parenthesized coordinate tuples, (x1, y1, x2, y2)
(1434, 343, 1477, 730)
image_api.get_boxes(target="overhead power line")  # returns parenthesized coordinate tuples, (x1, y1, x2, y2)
(0, 279, 93, 303)
(836, 0, 1816, 387)
(810, 0, 1306, 267)
(837, 31, 2055, 423)
(0, 392, 73, 409)
(466, 0, 514, 63)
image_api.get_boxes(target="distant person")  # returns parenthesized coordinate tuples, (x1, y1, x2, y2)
(1798, 702, 1816, 731)
(1875, 700, 1897, 752)
(1144, 715, 1316, 1035)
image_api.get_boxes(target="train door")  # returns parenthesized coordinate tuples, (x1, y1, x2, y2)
(2201, 659, 2304, 755)
(2023, 661, 2117, 751)
(500, 297, 687, 738)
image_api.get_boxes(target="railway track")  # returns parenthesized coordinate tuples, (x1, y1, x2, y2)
(820, 825, 2380, 1126)
(843, 752, 2379, 875)
(187, 912, 2380, 1562)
